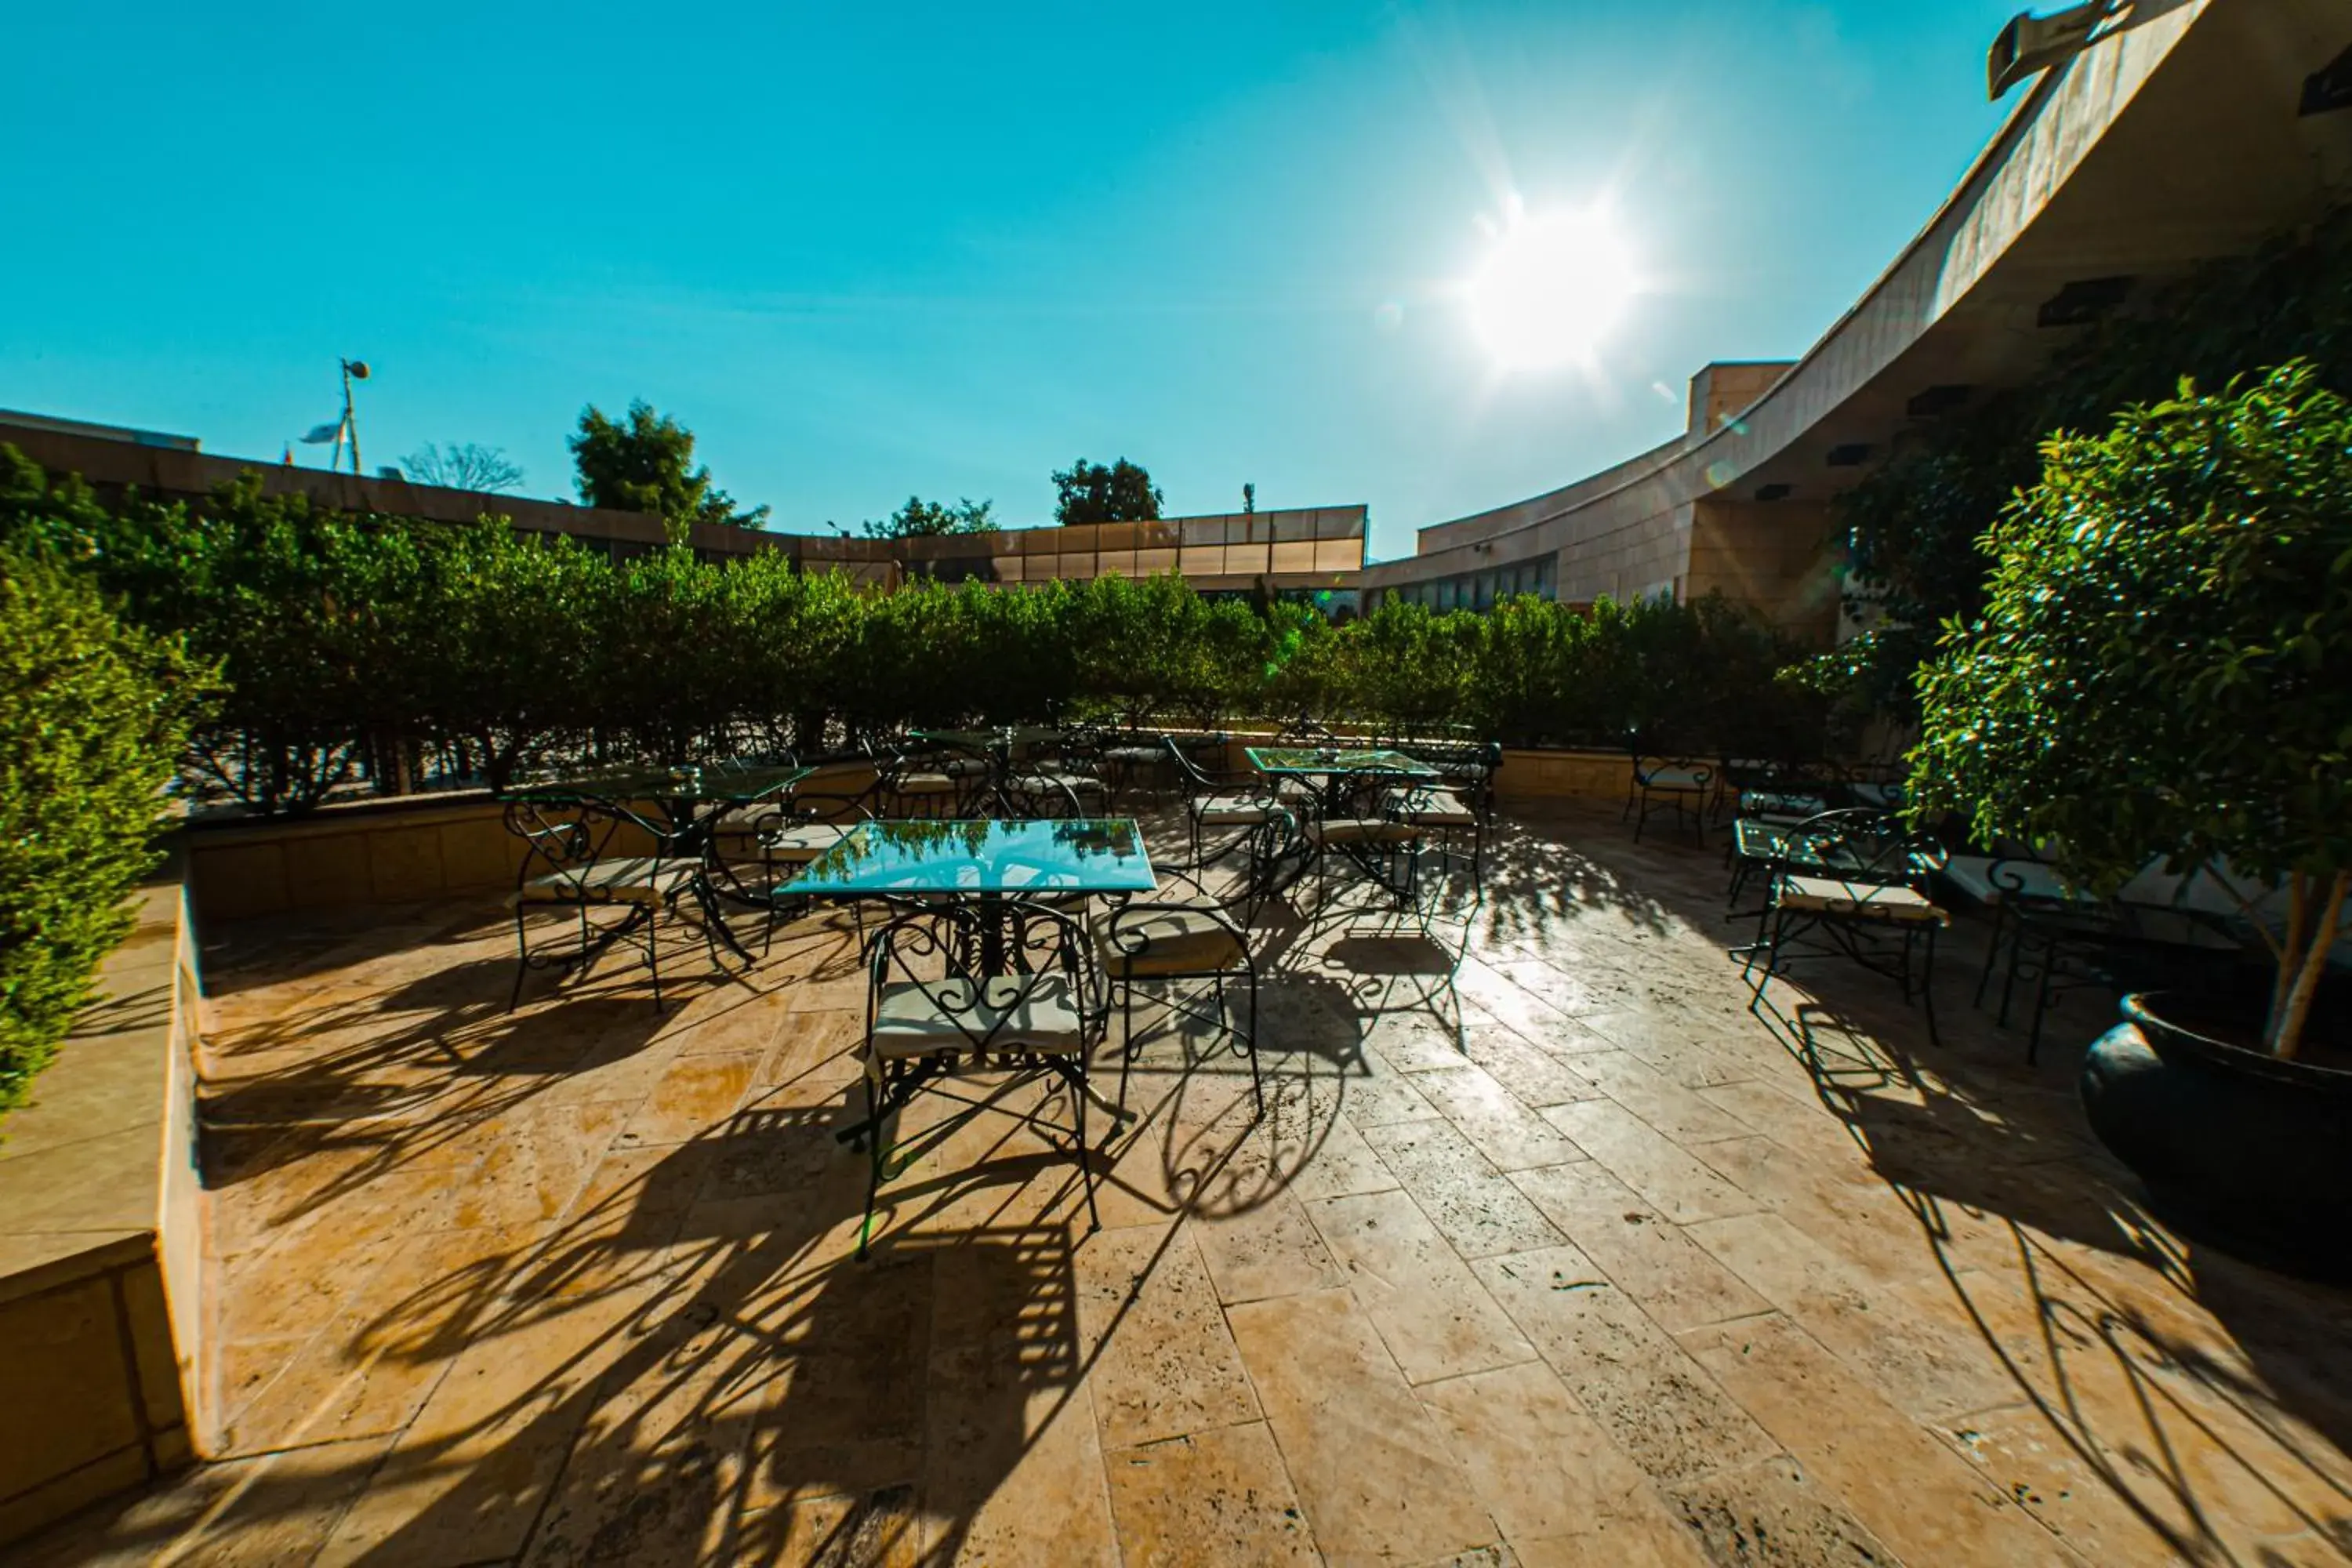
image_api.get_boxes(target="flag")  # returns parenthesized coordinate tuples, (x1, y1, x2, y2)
(281, 444, 294, 465)
(300, 419, 343, 444)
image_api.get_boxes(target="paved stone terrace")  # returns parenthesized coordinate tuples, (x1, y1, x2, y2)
(16, 806, 2352, 1566)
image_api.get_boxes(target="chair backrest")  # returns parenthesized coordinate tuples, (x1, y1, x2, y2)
(503, 798, 623, 891)
(1274, 714, 1334, 745)
(864, 901, 1098, 1054)
(1789, 808, 1944, 889)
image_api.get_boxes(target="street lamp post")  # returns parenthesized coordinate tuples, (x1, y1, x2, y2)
(337, 358, 371, 476)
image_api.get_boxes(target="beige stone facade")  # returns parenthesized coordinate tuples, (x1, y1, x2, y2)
(1366, 0, 2352, 643)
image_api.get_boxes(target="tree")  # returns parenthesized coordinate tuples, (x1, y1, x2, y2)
(862, 495, 998, 539)
(399, 442, 524, 494)
(1910, 364, 2352, 1058)
(569, 401, 770, 539)
(1051, 457, 1163, 525)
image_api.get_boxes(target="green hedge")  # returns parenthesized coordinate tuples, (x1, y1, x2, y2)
(0, 540, 208, 1116)
(2, 447, 1826, 817)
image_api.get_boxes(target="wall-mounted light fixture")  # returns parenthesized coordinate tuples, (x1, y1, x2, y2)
(2301, 42, 2352, 116)
(1906, 384, 1973, 418)
(1988, 1, 2110, 100)
(2038, 275, 2132, 327)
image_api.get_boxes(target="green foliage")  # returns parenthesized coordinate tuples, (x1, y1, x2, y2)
(1051, 457, 1163, 525)
(399, 442, 524, 494)
(1839, 202, 2352, 713)
(862, 495, 998, 539)
(1910, 364, 2352, 1056)
(7, 442, 1828, 823)
(0, 543, 209, 1116)
(569, 401, 769, 539)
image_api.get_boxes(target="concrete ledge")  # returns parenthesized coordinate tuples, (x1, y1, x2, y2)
(0, 864, 209, 1546)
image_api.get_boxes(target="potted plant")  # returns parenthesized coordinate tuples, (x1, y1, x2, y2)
(1909, 362, 2352, 1277)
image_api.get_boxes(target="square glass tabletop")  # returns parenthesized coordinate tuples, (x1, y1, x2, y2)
(1244, 746, 1440, 779)
(790, 818, 1158, 896)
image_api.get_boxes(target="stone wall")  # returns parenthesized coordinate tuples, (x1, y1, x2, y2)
(0, 869, 208, 1544)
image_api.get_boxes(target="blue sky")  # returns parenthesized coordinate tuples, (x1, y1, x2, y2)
(2, 2, 2022, 559)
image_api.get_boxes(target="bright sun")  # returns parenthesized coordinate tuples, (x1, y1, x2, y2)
(1468, 209, 1637, 371)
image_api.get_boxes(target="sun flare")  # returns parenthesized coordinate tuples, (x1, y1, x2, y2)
(1467, 208, 1638, 371)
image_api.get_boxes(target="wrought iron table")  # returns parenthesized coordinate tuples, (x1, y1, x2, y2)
(791, 817, 1160, 1136)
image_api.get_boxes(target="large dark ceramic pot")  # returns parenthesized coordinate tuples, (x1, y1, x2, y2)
(2080, 993, 2352, 1281)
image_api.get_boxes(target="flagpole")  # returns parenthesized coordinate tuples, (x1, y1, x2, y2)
(340, 359, 360, 476)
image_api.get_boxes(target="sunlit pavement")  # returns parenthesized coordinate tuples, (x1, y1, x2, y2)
(18, 806, 2352, 1566)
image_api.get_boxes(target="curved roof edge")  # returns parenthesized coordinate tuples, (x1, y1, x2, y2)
(1367, 0, 2316, 587)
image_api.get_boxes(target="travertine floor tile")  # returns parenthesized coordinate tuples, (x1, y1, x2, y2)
(1507, 1163, 1771, 1333)
(1475, 1245, 1776, 1487)
(1409, 1065, 1587, 1169)
(1308, 1188, 1536, 1385)
(1227, 1290, 1497, 1566)
(27, 809, 2344, 1568)
(1416, 1361, 1662, 1542)
(1541, 1100, 1761, 1225)
(1664, 1454, 1898, 1566)
(1102, 1423, 1322, 1566)
(1677, 1313, 2073, 1563)
(1076, 1222, 1261, 1450)
(1361, 1119, 1565, 1258)
(1191, 1187, 1347, 1305)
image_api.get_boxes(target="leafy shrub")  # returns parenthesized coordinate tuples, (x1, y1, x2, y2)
(0, 544, 209, 1115)
(1911, 363, 2352, 1057)
(4, 444, 1833, 816)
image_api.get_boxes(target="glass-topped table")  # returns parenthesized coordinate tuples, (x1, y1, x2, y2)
(1246, 746, 1438, 813)
(792, 818, 1156, 901)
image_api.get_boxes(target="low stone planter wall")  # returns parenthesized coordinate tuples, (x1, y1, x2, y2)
(0, 862, 208, 1545)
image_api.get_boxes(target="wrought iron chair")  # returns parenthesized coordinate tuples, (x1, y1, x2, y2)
(1099, 727, 1178, 809)
(1624, 750, 1715, 844)
(1163, 735, 1287, 869)
(1004, 726, 1110, 816)
(503, 797, 705, 1011)
(1379, 775, 1485, 897)
(731, 786, 877, 950)
(849, 900, 1108, 1258)
(1377, 729, 1503, 826)
(1298, 789, 1428, 916)
(1096, 808, 1294, 1126)
(1745, 812, 1952, 1044)
(874, 735, 962, 818)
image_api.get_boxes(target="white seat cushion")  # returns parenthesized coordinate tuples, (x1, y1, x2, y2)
(1382, 788, 1476, 827)
(760, 821, 850, 863)
(712, 804, 774, 837)
(1739, 789, 1828, 818)
(941, 756, 992, 777)
(1307, 818, 1418, 848)
(1776, 874, 1948, 925)
(1103, 746, 1166, 764)
(869, 975, 1087, 1058)
(1192, 796, 1272, 825)
(1940, 855, 2081, 906)
(1097, 906, 1245, 978)
(1642, 767, 1709, 791)
(1010, 771, 1105, 794)
(892, 772, 957, 794)
(513, 856, 694, 907)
